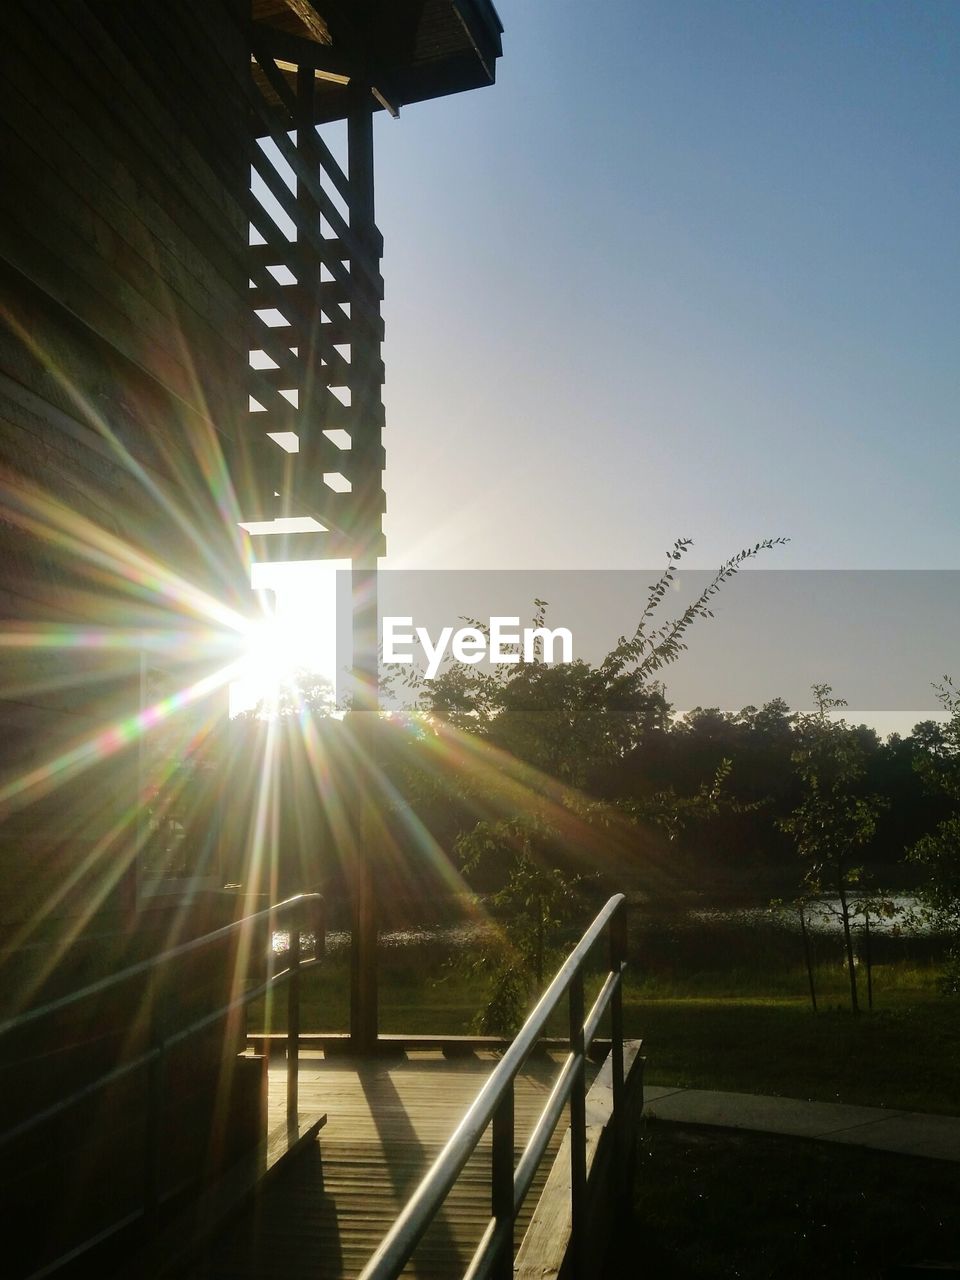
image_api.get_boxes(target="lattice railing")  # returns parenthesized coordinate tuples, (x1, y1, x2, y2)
(236, 32, 386, 564)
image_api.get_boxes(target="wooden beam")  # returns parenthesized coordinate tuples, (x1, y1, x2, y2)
(278, 0, 332, 46)
(371, 84, 401, 120)
(247, 1032, 617, 1059)
(274, 55, 350, 87)
(245, 64, 385, 296)
(252, 22, 402, 118)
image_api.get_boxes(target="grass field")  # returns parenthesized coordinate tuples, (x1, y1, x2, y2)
(630, 994, 960, 1114)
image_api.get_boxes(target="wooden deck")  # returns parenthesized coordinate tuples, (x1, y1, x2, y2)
(186, 1049, 589, 1280)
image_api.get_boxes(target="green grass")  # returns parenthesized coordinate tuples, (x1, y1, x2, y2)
(626, 995, 960, 1114)
(626, 958, 943, 1001)
(618, 1121, 960, 1279)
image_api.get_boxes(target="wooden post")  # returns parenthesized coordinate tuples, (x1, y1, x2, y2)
(347, 86, 380, 1055)
(247, 46, 386, 1057)
(349, 768, 378, 1053)
(312, 893, 326, 960)
(286, 920, 301, 1125)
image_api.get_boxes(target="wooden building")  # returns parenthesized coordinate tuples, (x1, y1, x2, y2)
(0, 4, 508, 1276)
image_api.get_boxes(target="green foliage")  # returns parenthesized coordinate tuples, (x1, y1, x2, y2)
(234, 666, 338, 719)
(936, 943, 960, 997)
(778, 685, 887, 1012)
(403, 539, 791, 1025)
(779, 686, 885, 890)
(454, 814, 588, 1032)
(602, 539, 790, 680)
(414, 539, 788, 788)
(385, 538, 790, 1025)
(910, 677, 960, 949)
(621, 756, 763, 842)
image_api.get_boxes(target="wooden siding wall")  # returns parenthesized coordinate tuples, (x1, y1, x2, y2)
(0, 0, 250, 937)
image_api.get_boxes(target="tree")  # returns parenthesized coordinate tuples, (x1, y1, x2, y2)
(415, 539, 788, 783)
(234, 667, 338, 720)
(909, 677, 960, 991)
(404, 539, 787, 1023)
(454, 814, 587, 1032)
(778, 685, 886, 1013)
(618, 756, 752, 843)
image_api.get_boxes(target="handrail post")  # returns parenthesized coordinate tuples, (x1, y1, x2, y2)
(610, 902, 626, 1121)
(491, 1083, 515, 1280)
(264, 904, 278, 1036)
(286, 917, 301, 1127)
(568, 968, 587, 1279)
(609, 901, 627, 1185)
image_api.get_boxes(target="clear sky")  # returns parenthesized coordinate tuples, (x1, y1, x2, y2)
(371, 0, 960, 573)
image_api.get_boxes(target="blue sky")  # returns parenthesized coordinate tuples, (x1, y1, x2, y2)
(371, 1, 960, 572)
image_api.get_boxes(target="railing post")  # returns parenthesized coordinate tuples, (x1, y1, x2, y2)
(264, 905, 278, 1036)
(286, 917, 301, 1126)
(568, 968, 587, 1279)
(609, 901, 627, 1188)
(491, 1083, 515, 1280)
(610, 902, 626, 1122)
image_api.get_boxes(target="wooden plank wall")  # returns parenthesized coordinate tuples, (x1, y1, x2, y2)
(0, 0, 250, 940)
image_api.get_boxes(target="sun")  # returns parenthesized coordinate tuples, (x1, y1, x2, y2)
(230, 562, 341, 716)
(241, 614, 303, 690)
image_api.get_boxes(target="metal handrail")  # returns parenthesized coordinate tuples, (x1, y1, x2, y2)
(359, 892, 628, 1280)
(1, 892, 324, 1254)
(0, 891, 321, 1037)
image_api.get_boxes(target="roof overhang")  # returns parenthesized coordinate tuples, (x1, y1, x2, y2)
(251, 0, 504, 123)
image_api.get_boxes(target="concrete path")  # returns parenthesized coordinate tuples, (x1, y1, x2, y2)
(643, 1086, 960, 1162)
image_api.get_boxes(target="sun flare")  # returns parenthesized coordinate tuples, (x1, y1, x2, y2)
(241, 615, 304, 692)
(230, 562, 341, 716)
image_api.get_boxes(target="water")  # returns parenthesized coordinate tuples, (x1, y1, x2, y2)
(271, 921, 493, 954)
(691, 896, 926, 936)
(269, 897, 933, 956)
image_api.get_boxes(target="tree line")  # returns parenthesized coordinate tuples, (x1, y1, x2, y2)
(219, 540, 960, 1023)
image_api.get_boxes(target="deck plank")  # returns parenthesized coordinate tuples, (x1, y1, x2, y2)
(187, 1050, 581, 1280)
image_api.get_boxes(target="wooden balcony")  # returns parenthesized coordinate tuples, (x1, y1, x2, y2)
(3, 897, 642, 1280)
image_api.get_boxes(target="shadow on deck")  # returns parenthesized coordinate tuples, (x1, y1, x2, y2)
(187, 1050, 583, 1280)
